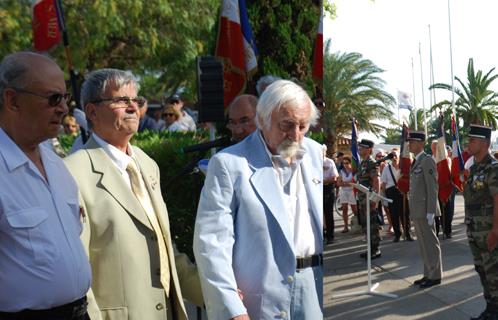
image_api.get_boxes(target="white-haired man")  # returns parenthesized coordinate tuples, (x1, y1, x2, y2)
(194, 80, 323, 319)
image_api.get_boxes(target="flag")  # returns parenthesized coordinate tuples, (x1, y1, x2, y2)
(435, 114, 453, 203)
(351, 119, 360, 172)
(215, 0, 258, 108)
(312, 7, 323, 82)
(397, 124, 411, 194)
(32, 0, 61, 51)
(451, 116, 465, 192)
(397, 90, 414, 111)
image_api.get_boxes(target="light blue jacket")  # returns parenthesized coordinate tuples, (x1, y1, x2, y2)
(193, 130, 323, 319)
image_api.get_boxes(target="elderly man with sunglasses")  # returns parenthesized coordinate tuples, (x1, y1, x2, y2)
(0, 52, 92, 319)
(63, 68, 203, 320)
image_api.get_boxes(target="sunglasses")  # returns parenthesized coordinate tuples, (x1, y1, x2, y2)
(11, 87, 71, 107)
(162, 113, 175, 117)
(91, 96, 147, 108)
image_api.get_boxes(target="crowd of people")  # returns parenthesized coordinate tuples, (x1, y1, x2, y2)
(2, 50, 498, 320)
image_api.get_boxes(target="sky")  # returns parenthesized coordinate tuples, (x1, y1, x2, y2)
(325, 0, 498, 142)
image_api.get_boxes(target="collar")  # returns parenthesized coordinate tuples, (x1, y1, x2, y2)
(415, 150, 425, 161)
(0, 127, 32, 172)
(92, 133, 134, 172)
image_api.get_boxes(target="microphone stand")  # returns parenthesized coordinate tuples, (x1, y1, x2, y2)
(164, 151, 207, 191)
(331, 183, 398, 299)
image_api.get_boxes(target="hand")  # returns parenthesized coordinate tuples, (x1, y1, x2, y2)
(488, 230, 498, 252)
(230, 315, 250, 320)
(237, 288, 244, 301)
(426, 213, 435, 226)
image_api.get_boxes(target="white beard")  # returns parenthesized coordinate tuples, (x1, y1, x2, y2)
(277, 139, 300, 159)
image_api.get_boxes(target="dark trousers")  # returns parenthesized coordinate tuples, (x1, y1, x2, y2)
(324, 185, 335, 241)
(436, 188, 456, 236)
(385, 187, 411, 238)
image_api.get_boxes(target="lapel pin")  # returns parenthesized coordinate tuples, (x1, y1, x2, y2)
(312, 178, 321, 184)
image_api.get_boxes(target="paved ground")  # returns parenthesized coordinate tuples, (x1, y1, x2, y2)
(324, 194, 486, 320)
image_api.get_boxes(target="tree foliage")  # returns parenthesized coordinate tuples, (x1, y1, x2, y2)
(0, 0, 219, 100)
(247, 0, 321, 94)
(323, 40, 395, 152)
(430, 58, 498, 130)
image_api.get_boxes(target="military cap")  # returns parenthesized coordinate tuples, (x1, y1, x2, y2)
(407, 131, 426, 141)
(468, 124, 492, 139)
(358, 139, 375, 148)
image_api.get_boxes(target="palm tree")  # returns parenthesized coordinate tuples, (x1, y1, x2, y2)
(430, 58, 498, 131)
(323, 40, 395, 153)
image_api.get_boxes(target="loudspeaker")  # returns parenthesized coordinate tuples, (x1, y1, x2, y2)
(197, 56, 225, 123)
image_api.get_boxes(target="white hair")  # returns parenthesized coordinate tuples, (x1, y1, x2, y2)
(255, 80, 319, 130)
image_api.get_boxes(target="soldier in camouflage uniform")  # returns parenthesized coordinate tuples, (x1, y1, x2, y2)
(357, 139, 381, 259)
(464, 125, 498, 320)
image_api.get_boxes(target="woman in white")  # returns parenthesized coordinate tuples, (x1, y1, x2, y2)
(337, 156, 357, 233)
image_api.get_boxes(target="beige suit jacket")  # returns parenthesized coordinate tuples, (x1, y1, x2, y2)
(408, 152, 440, 219)
(64, 137, 203, 320)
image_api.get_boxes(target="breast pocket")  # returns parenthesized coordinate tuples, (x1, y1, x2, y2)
(5, 208, 60, 266)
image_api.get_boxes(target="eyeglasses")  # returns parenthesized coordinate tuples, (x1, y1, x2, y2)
(91, 96, 146, 108)
(11, 87, 71, 107)
(162, 113, 176, 117)
(226, 117, 254, 130)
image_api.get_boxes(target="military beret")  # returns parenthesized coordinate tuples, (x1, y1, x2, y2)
(407, 131, 426, 141)
(358, 139, 374, 148)
(469, 124, 492, 139)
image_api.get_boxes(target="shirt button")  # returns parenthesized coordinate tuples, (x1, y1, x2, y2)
(280, 310, 287, 318)
(156, 303, 164, 310)
(287, 275, 294, 283)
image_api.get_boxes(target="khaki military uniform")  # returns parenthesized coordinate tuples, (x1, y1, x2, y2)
(357, 156, 381, 252)
(464, 153, 498, 311)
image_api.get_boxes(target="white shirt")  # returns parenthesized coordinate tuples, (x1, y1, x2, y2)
(259, 133, 319, 257)
(0, 128, 91, 312)
(323, 157, 338, 180)
(177, 111, 196, 131)
(92, 133, 134, 189)
(381, 163, 400, 189)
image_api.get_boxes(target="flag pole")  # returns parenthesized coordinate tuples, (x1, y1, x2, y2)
(411, 58, 418, 130)
(428, 24, 437, 120)
(447, 0, 456, 118)
(419, 42, 428, 138)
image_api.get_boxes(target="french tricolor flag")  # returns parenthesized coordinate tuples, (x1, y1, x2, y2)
(451, 116, 465, 192)
(215, 0, 258, 108)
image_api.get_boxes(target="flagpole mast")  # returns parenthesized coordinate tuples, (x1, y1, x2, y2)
(419, 42, 428, 138)
(447, 0, 456, 118)
(412, 58, 418, 130)
(428, 24, 437, 120)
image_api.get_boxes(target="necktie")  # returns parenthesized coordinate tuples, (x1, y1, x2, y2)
(127, 160, 170, 295)
(411, 159, 416, 169)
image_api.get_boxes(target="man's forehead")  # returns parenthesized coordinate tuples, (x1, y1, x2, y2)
(104, 82, 136, 95)
(229, 102, 255, 119)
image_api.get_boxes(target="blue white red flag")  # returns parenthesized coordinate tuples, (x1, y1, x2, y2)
(215, 0, 258, 108)
(451, 116, 465, 192)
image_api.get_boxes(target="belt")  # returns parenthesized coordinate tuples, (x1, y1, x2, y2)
(0, 296, 88, 320)
(296, 254, 323, 270)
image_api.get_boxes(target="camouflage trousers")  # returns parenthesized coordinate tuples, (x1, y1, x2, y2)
(358, 194, 380, 251)
(466, 208, 498, 308)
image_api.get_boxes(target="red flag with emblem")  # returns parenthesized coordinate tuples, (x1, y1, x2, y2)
(32, 0, 61, 51)
(312, 7, 323, 82)
(397, 124, 411, 194)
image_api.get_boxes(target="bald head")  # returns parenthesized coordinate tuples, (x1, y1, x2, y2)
(227, 94, 258, 141)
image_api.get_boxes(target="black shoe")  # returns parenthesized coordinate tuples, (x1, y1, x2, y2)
(393, 237, 400, 243)
(406, 235, 414, 241)
(326, 238, 334, 245)
(446, 233, 452, 239)
(419, 278, 441, 288)
(413, 277, 427, 285)
(360, 250, 381, 259)
(470, 312, 487, 320)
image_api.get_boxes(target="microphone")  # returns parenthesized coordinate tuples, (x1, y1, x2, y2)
(376, 152, 394, 164)
(182, 136, 233, 153)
